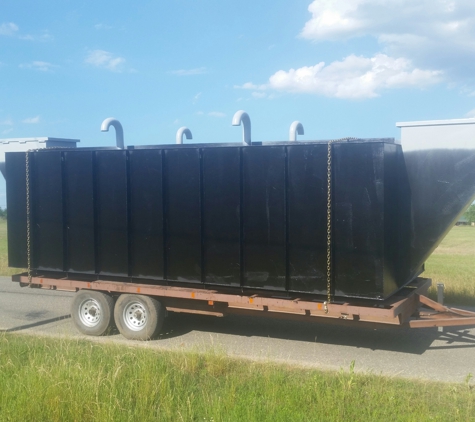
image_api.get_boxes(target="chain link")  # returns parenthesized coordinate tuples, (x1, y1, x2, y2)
(25, 150, 32, 285)
(324, 137, 357, 313)
(24, 147, 71, 286)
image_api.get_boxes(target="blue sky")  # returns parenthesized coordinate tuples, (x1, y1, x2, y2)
(1, 0, 475, 206)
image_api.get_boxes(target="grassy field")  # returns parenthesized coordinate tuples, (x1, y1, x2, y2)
(0, 218, 24, 276)
(0, 333, 473, 421)
(425, 226, 475, 305)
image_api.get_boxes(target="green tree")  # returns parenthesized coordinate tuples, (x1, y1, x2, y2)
(0, 207, 6, 219)
(463, 203, 475, 224)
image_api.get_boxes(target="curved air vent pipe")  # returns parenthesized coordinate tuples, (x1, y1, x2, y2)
(232, 110, 251, 145)
(289, 121, 304, 141)
(176, 127, 193, 144)
(101, 118, 124, 149)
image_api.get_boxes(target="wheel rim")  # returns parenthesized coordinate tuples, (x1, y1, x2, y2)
(123, 301, 147, 331)
(78, 298, 102, 328)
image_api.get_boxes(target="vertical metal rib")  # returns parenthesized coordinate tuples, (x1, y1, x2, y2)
(199, 148, 206, 284)
(284, 146, 290, 291)
(92, 151, 100, 276)
(239, 147, 245, 288)
(161, 150, 168, 281)
(61, 151, 69, 273)
(125, 151, 133, 278)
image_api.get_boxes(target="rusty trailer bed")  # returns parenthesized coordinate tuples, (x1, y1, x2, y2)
(11, 274, 475, 330)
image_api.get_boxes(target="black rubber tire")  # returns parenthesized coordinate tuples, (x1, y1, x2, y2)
(114, 294, 165, 341)
(71, 290, 115, 336)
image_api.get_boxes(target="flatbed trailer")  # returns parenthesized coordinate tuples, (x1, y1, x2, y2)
(12, 274, 475, 340)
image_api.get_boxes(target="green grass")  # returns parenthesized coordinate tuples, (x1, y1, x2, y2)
(0, 218, 25, 276)
(425, 226, 475, 305)
(0, 333, 474, 422)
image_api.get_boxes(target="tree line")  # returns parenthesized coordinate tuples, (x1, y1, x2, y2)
(464, 204, 475, 224)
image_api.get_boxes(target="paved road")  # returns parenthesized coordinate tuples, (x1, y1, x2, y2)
(1, 276, 475, 384)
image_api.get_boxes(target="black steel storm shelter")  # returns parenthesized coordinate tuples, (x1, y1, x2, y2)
(5, 139, 429, 300)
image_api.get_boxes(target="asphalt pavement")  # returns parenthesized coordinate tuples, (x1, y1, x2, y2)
(1, 276, 474, 384)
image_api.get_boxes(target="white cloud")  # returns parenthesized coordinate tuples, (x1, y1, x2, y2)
(234, 82, 267, 90)
(0, 22, 18, 36)
(2, 128, 13, 135)
(94, 23, 112, 30)
(235, 1, 471, 99)
(301, 1, 363, 40)
(170, 67, 207, 76)
(300, 0, 475, 80)
(22, 116, 40, 124)
(20, 61, 57, 72)
(85, 50, 126, 72)
(19, 31, 53, 42)
(193, 92, 202, 104)
(465, 108, 475, 117)
(0, 117, 13, 126)
(208, 111, 226, 118)
(241, 54, 441, 99)
(0, 23, 52, 41)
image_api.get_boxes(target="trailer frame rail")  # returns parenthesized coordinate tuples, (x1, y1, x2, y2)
(12, 274, 475, 329)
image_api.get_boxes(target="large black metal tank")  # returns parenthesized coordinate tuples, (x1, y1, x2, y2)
(6, 138, 475, 300)
(405, 148, 475, 279)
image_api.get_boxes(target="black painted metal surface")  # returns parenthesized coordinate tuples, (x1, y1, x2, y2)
(129, 149, 164, 279)
(331, 142, 411, 298)
(405, 148, 475, 281)
(287, 144, 328, 294)
(165, 148, 202, 283)
(64, 151, 95, 273)
(6, 139, 475, 300)
(202, 147, 241, 286)
(32, 151, 64, 271)
(95, 150, 129, 276)
(242, 146, 287, 290)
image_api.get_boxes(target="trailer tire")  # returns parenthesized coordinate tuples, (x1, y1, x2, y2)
(71, 290, 115, 336)
(114, 294, 165, 341)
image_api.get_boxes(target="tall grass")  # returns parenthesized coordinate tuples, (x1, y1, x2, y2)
(0, 333, 474, 421)
(425, 226, 475, 305)
(0, 218, 24, 276)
